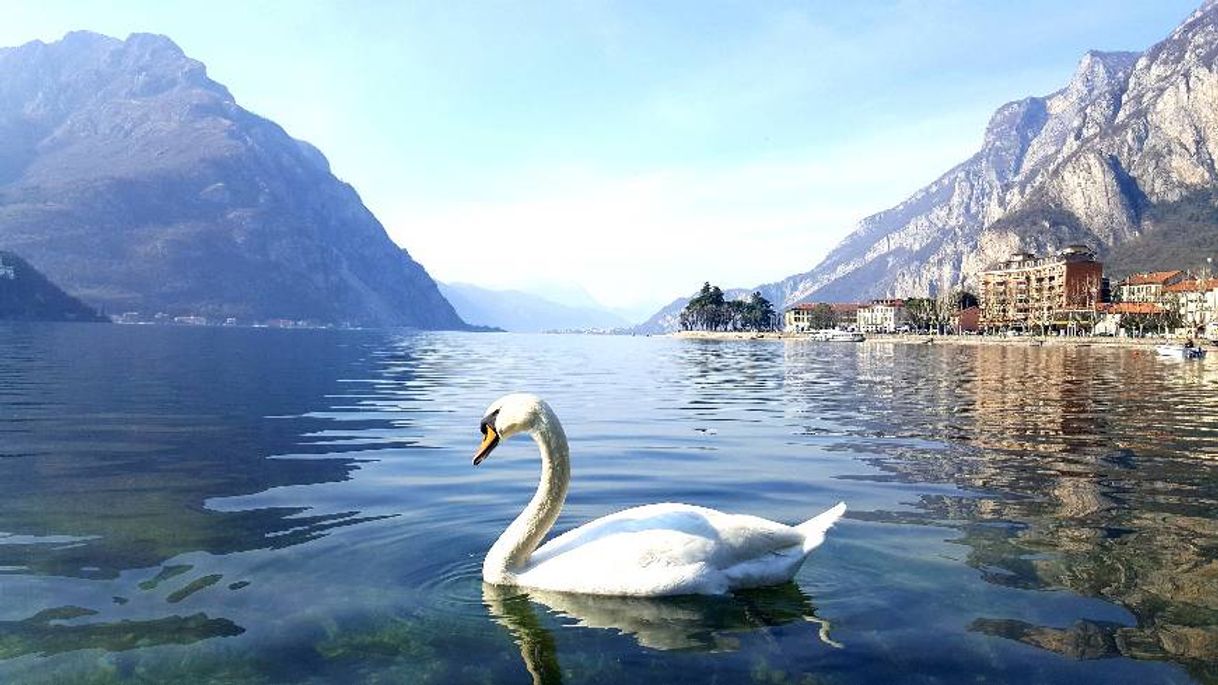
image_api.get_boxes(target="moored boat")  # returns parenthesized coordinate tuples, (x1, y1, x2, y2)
(1156, 344, 1207, 359)
(809, 329, 865, 342)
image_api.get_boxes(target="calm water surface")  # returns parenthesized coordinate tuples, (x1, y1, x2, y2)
(1, 323, 1217, 683)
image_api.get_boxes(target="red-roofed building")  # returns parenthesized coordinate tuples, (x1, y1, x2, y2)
(1118, 270, 1186, 303)
(857, 300, 908, 333)
(953, 306, 980, 333)
(1094, 302, 1169, 336)
(1097, 302, 1166, 315)
(831, 303, 864, 330)
(1160, 277, 1218, 335)
(783, 303, 818, 332)
(783, 302, 866, 332)
(1162, 277, 1218, 294)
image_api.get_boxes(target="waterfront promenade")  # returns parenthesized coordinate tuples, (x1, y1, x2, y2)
(672, 330, 1191, 349)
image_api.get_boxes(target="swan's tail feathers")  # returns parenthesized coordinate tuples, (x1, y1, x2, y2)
(797, 502, 846, 553)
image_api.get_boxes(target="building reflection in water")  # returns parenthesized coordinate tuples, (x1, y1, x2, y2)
(783, 341, 1218, 679)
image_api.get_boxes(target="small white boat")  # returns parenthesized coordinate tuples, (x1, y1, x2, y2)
(1156, 344, 1207, 359)
(809, 330, 864, 342)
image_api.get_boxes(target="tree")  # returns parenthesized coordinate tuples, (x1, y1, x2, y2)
(903, 298, 938, 332)
(687, 282, 725, 310)
(741, 292, 776, 331)
(679, 284, 776, 332)
(1120, 309, 1184, 337)
(803, 303, 836, 330)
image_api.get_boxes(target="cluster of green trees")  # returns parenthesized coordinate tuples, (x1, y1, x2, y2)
(798, 303, 837, 330)
(679, 283, 777, 332)
(1119, 309, 1185, 336)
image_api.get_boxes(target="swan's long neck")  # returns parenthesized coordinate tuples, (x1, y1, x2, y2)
(484, 406, 570, 582)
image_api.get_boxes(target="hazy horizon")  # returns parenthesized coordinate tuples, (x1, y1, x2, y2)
(1, 1, 1200, 315)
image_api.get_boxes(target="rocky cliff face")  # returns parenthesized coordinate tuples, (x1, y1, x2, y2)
(736, 2, 1218, 312)
(0, 32, 468, 328)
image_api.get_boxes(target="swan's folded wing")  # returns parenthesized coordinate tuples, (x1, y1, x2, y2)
(520, 504, 806, 595)
(705, 511, 806, 567)
(522, 527, 720, 594)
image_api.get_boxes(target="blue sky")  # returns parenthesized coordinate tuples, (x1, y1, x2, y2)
(0, 1, 1202, 316)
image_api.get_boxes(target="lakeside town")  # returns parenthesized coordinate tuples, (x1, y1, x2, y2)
(780, 245, 1218, 342)
(11, 242, 1216, 346)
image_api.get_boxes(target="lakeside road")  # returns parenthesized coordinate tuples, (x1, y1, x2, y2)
(670, 330, 1199, 349)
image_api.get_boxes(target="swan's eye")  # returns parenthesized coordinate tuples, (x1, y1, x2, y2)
(480, 409, 500, 435)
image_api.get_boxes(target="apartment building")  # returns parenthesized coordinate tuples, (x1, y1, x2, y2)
(979, 246, 1103, 331)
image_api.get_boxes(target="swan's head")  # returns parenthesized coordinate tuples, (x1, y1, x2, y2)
(473, 393, 549, 466)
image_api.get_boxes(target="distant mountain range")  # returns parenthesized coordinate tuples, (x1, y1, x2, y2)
(0, 31, 467, 329)
(0, 251, 107, 322)
(638, 1, 1218, 331)
(440, 282, 629, 332)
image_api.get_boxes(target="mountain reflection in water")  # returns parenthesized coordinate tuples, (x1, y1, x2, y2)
(0, 606, 243, 659)
(0, 324, 399, 578)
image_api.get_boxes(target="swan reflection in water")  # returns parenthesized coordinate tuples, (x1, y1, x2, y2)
(483, 582, 840, 683)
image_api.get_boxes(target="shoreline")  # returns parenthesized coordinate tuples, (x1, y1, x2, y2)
(670, 330, 1194, 349)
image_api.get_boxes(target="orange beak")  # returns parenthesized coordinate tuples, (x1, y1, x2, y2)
(473, 424, 500, 466)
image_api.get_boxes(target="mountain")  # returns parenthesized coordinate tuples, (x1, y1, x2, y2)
(630, 297, 688, 335)
(783, 2, 1218, 302)
(0, 251, 107, 322)
(642, 2, 1218, 330)
(440, 282, 629, 332)
(0, 31, 467, 328)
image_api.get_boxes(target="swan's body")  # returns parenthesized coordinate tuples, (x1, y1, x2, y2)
(493, 501, 845, 596)
(474, 393, 845, 597)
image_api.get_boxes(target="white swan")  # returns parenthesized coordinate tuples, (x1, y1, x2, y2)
(473, 393, 846, 597)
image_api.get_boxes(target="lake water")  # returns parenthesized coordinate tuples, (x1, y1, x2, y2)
(1, 324, 1216, 684)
